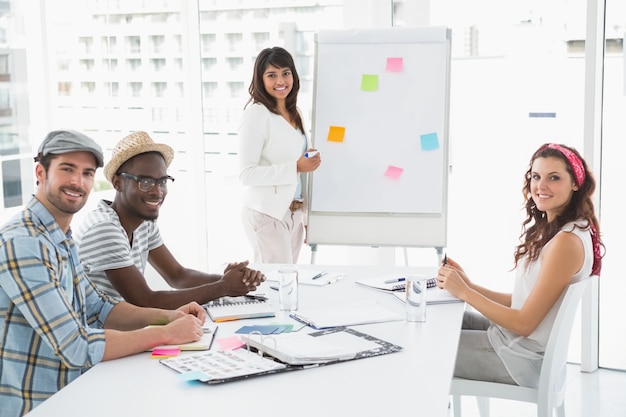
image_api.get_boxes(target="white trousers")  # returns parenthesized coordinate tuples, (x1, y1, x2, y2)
(241, 206, 304, 264)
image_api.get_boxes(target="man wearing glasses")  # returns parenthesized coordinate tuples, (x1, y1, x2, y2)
(75, 131, 265, 309)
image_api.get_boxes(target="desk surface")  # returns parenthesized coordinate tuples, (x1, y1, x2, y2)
(26, 265, 464, 417)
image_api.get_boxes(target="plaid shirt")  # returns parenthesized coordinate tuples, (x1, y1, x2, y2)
(0, 198, 117, 416)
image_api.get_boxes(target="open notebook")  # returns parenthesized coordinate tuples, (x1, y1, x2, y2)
(160, 327, 402, 384)
(148, 323, 218, 351)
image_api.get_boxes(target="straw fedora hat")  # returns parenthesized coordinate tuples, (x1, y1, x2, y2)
(104, 131, 174, 182)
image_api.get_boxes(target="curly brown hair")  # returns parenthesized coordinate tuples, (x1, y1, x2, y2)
(513, 143, 604, 270)
(245, 46, 304, 134)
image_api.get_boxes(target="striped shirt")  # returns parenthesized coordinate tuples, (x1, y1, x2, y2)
(0, 198, 116, 416)
(74, 199, 163, 300)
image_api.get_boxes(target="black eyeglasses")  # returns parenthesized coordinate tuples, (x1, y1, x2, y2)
(118, 172, 175, 192)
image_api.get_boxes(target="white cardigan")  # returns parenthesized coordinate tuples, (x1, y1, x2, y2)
(238, 103, 310, 220)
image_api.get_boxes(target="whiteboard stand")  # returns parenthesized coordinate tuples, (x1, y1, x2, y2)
(310, 243, 318, 264)
(309, 243, 446, 267)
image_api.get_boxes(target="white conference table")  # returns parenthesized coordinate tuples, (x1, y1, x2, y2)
(26, 264, 464, 417)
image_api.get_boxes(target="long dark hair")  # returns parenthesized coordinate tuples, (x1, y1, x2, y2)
(245, 46, 304, 134)
(513, 143, 604, 270)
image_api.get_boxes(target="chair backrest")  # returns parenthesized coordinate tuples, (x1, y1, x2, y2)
(537, 277, 591, 407)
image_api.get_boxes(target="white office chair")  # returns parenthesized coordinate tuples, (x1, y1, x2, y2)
(450, 277, 591, 417)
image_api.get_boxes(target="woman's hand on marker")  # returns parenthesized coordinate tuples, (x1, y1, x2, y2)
(297, 150, 321, 173)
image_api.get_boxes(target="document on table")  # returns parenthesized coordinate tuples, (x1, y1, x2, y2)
(265, 268, 345, 286)
(289, 300, 403, 329)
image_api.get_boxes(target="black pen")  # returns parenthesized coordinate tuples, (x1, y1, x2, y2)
(207, 326, 217, 350)
(245, 294, 268, 301)
(311, 271, 328, 280)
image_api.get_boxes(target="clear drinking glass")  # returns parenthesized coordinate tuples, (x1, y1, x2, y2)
(278, 264, 298, 311)
(405, 275, 428, 323)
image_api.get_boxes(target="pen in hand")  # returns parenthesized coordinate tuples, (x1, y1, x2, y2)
(443, 253, 448, 266)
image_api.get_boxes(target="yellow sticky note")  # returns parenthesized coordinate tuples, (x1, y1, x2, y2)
(361, 74, 379, 91)
(327, 126, 346, 142)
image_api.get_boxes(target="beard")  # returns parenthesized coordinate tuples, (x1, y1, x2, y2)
(46, 186, 88, 214)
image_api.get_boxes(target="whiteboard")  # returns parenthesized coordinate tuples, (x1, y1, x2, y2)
(307, 27, 451, 247)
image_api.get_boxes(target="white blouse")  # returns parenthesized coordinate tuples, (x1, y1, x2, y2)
(487, 221, 593, 388)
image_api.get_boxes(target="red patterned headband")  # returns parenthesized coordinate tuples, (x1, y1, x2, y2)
(545, 143, 586, 187)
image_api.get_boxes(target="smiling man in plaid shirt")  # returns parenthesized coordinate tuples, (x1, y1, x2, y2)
(0, 130, 207, 416)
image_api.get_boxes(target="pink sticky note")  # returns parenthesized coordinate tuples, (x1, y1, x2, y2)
(216, 336, 245, 351)
(384, 165, 404, 179)
(151, 348, 180, 358)
(386, 57, 403, 72)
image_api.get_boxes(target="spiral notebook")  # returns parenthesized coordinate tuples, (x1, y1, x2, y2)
(204, 296, 275, 322)
(355, 276, 437, 292)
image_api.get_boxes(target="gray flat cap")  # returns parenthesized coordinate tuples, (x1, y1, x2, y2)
(35, 130, 104, 167)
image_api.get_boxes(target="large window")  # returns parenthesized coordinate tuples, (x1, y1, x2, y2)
(0, 0, 620, 370)
(599, 0, 626, 370)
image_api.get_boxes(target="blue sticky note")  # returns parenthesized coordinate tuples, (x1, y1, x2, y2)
(236, 325, 282, 335)
(178, 370, 210, 382)
(420, 132, 439, 151)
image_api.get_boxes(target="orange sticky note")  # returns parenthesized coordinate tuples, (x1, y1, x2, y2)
(384, 165, 404, 179)
(386, 57, 403, 72)
(328, 126, 346, 142)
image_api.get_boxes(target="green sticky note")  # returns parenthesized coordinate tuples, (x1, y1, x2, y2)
(361, 74, 379, 91)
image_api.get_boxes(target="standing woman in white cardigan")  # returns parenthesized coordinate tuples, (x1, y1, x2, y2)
(238, 47, 321, 264)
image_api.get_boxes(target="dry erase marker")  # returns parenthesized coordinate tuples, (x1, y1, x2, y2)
(304, 150, 318, 158)
(384, 277, 406, 284)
